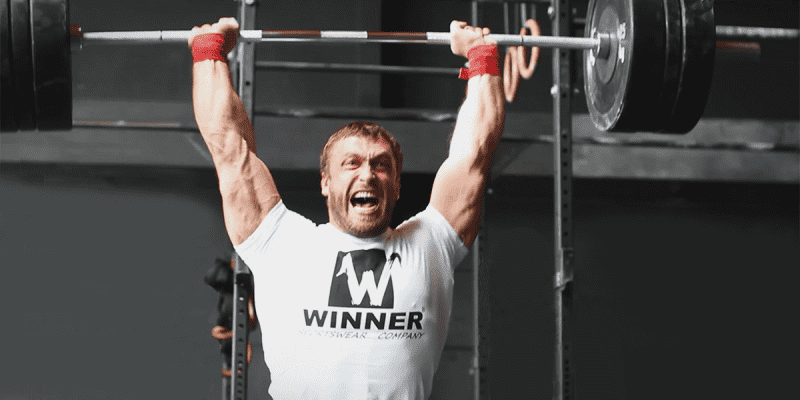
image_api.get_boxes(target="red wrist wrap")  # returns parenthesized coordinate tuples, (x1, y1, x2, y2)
(459, 45, 500, 80)
(192, 33, 226, 63)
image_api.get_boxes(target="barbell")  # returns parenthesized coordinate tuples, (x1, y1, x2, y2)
(0, 0, 778, 134)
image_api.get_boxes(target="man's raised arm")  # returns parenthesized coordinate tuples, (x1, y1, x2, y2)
(189, 18, 281, 246)
(430, 21, 506, 248)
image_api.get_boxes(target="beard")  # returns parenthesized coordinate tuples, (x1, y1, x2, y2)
(328, 194, 396, 238)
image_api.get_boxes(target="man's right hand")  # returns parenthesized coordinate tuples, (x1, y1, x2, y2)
(450, 20, 496, 59)
(188, 17, 239, 57)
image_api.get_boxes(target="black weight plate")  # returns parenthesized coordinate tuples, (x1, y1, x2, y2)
(662, 0, 715, 133)
(612, 0, 673, 132)
(9, 0, 36, 130)
(652, 0, 684, 133)
(585, 0, 670, 132)
(585, 0, 698, 133)
(31, 0, 71, 130)
(1, 0, 18, 131)
(584, 0, 630, 131)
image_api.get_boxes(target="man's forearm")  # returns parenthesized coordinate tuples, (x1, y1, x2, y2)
(449, 73, 506, 162)
(188, 19, 282, 246)
(192, 60, 258, 161)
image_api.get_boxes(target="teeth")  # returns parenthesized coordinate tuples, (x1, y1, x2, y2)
(353, 191, 376, 199)
(351, 191, 379, 207)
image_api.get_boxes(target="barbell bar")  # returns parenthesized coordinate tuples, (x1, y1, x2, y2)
(1, 0, 793, 135)
(74, 28, 603, 51)
(716, 25, 799, 39)
(72, 25, 800, 47)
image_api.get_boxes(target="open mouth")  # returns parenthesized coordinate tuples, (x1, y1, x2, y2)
(350, 192, 379, 210)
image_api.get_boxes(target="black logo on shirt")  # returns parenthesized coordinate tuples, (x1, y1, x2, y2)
(327, 249, 400, 308)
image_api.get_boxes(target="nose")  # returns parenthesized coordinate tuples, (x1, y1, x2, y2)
(356, 163, 377, 183)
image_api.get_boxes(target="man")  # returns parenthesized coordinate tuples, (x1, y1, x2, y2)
(189, 16, 505, 400)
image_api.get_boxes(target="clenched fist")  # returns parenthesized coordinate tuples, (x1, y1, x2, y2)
(188, 17, 239, 57)
(450, 20, 497, 59)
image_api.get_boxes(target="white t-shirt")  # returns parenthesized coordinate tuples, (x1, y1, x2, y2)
(234, 201, 469, 400)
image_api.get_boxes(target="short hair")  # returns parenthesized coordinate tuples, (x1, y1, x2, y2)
(319, 121, 403, 177)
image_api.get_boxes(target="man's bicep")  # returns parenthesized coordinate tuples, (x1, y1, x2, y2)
(218, 154, 281, 246)
(429, 157, 486, 248)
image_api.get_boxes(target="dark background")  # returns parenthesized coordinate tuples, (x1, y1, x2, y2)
(1, 165, 797, 400)
(1, 0, 798, 399)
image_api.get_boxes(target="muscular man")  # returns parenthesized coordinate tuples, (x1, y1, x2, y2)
(189, 17, 505, 400)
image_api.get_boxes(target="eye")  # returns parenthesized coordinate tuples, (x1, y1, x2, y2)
(374, 159, 391, 171)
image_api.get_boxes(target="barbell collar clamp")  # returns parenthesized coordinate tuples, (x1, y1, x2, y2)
(591, 29, 612, 59)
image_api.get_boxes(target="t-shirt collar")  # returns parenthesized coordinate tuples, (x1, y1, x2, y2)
(322, 223, 391, 245)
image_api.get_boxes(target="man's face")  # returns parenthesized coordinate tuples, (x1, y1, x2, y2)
(321, 135, 400, 238)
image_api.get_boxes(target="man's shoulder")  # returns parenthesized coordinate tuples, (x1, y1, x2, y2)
(392, 204, 455, 242)
(396, 204, 449, 229)
(234, 201, 321, 253)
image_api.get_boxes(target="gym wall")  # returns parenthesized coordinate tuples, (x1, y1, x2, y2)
(1, 0, 798, 399)
(1, 166, 797, 399)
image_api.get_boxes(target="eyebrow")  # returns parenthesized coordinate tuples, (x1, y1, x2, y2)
(341, 152, 392, 161)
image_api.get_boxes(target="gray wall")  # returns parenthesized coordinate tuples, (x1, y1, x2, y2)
(2, 0, 798, 399)
(484, 176, 799, 399)
(1, 164, 797, 399)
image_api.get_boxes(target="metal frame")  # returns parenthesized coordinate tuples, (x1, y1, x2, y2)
(227, 4, 256, 400)
(470, 5, 489, 399)
(552, 1, 575, 399)
(237, 0, 257, 125)
(230, 252, 252, 400)
(255, 61, 459, 76)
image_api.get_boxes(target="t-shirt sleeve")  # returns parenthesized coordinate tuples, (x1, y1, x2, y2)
(232, 200, 317, 273)
(401, 204, 470, 272)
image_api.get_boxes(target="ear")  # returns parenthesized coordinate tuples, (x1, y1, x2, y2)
(395, 177, 401, 201)
(320, 172, 330, 198)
